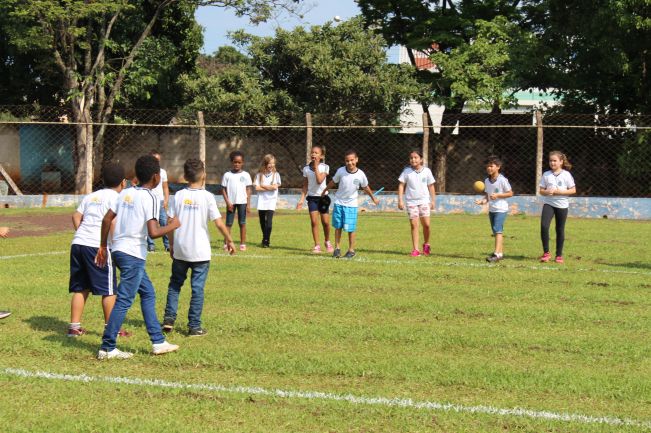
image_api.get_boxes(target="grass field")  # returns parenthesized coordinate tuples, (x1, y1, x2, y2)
(1, 208, 650, 432)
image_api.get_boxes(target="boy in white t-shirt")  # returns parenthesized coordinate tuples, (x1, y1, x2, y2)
(147, 150, 170, 252)
(474, 156, 513, 262)
(68, 163, 130, 337)
(95, 155, 181, 359)
(221, 150, 252, 251)
(162, 159, 236, 336)
(322, 150, 379, 259)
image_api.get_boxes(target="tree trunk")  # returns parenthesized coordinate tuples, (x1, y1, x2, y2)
(71, 98, 94, 194)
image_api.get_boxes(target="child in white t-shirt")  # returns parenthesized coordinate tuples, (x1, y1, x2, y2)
(539, 151, 576, 264)
(296, 145, 333, 254)
(68, 163, 129, 337)
(254, 154, 281, 248)
(322, 150, 379, 259)
(474, 156, 513, 262)
(221, 150, 252, 251)
(162, 159, 235, 336)
(398, 149, 436, 257)
(147, 150, 170, 252)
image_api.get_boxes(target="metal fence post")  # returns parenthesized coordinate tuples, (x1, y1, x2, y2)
(422, 112, 429, 167)
(305, 112, 313, 163)
(197, 111, 206, 164)
(535, 110, 544, 196)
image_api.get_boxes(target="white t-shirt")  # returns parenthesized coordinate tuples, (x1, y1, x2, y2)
(484, 174, 512, 213)
(332, 166, 368, 207)
(540, 170, 575, 209)
(152, 168, 168, 201)
(72, 189, 119, 248)
(110, 187, 159, 260)
(221, 171, 252, 205)
(167, 188, 221, 262)
(303, 163, 329, 197)
(254, 172, 282, 211)
(398, 166, 435, 206)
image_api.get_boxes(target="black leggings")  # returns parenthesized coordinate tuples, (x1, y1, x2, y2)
(540, 204, 568, 256)
(258, 210, 275, 245)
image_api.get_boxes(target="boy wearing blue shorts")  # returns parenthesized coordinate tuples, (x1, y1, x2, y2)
(68, 163, 128, 337)
(323, 150, 379, 259)
(221, 150, 252, 251)
(95, 155, 181, 359)
(474, 156, 513, 262)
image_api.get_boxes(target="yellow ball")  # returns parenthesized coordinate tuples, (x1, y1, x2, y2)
(473, 180, 485, 193)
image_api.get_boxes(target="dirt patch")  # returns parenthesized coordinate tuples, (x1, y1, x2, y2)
(1, 214, 73, 237)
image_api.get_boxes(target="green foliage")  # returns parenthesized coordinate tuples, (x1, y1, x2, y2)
(618, 130, 651, 193)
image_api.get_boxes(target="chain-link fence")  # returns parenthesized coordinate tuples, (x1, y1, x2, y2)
(0, 106, 649, 197)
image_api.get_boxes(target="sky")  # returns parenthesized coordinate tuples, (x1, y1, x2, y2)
(195, 0, 363, 54)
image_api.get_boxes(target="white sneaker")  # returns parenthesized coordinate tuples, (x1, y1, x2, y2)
(152, 341, 179, 355)
(97, 348, 133, 360)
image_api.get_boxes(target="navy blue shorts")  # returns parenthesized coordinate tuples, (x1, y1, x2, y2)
(226, 203, 247, 226)
(69, 244, 117, 296)
(307, 196, 329, 214)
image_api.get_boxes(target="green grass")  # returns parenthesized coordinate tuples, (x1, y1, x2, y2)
(1, 210, 650, 432)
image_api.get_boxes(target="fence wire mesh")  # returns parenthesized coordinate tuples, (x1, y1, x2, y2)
(0, 106, 649, 197)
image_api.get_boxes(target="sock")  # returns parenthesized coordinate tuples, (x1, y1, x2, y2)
(496, 253, 503, 258)
(69, 322, 81, 330)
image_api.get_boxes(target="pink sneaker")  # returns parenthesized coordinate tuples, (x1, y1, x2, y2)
(312, 245, 321, 254)
(410, 250, 421, 257)
(555, 256, 564, 264)
(325, 241, 334, 253)
(422, 243, 431, 256)
(239, 244, 246, 251)
(540, 252, 551, 262)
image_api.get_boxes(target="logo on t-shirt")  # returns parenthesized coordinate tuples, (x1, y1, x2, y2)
(421, 177, 427, 183)
(121, 194, 134, 208)
(353, 179, 360, 186)
(240, 176, 246, 183)
(183, 198, 199, 210)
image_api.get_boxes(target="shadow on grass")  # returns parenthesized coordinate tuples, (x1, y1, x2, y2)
(24, 315, 99, 354)
(594, 260, 651, 270)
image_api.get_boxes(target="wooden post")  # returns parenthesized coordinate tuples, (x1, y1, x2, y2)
(0, 163, 23, 195)
(85, 129, 93, 194)
(422, 112, 430, 167)
(305, 112, 313, 164)
(197, 111, 206, 164)
(535, 110, 544, 196)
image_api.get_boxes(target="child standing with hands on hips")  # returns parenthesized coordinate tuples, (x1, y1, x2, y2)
(475, 156, 513, 262)
(254, 154, 281, 248)
(397, 149, 436, 257)
(222, 150, 252, 251)
(322, 149, 379, 259)
(296, 145, 334, 253)
(539, 151, 576, 263)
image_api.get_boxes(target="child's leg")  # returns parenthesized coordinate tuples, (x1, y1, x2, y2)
(239, 223, 247, 244)
(309, 211, 320, 246)
(70, 290, 90, 324)
(409, 218, 420, 251)
(335, 228, 342, 248)
(494, 233, 504, 255)
(320, 212, 331, 242)
(348, 231, 357, 252)
(137, 271, 166, 345)
(188, 261, 210, 330)
(236, 204, 247, 244)
(421, 216, 431, 245)
(164, 259, 190, 324)
(264, 210, 274, 244)
(101, 295, 116, 324)
(540, 204, 554, 253)
(554, 207, 569, 256)
(258, 210, 266, 242)
(225, 209, 235, 243)
(159, 202, 170, 250)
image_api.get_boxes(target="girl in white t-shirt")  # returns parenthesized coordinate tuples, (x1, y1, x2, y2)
(539, 151, 576, 264)
(254, 154, 281, 248)
(296, 145, 333, 253)
(397, 149, 436, 257)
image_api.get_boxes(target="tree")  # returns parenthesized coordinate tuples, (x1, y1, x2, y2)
(1, 0, 304, 193)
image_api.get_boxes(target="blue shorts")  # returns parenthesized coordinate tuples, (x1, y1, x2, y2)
(226, 203, 247, 226)
(489, 211, 507, 235)
(69, 244, 117, 296)
(306, 196, 329, 214)
(332, 204, 358, 232)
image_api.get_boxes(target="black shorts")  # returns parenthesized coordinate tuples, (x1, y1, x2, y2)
(69, 244, 117, 296)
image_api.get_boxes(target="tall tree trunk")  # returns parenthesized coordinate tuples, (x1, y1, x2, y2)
(71, 96, 94, 194)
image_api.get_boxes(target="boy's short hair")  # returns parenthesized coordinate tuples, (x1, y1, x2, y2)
(344, 149, 358, 158)
(485, 155, 503, 167)
(184, 158, 205, 183)
(229, 150, 244, 161)
(135, 155, 160, 185)
(102, 163, 125, 188)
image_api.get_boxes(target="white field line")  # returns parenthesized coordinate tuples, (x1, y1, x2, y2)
(2, 367, 649, 429)
(0, 250, 649, 276)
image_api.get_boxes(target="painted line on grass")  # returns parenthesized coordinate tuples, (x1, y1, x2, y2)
(2, 367, 649, 429)
(0, 250, 649, 276)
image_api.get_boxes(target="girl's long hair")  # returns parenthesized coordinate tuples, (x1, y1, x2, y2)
(549, 150, 572, 171)
(257, 154, 276, 183)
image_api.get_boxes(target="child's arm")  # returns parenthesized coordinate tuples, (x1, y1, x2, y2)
(296, 178, 308, 209)
(246, 185, 251, 214)
(72, 211, 83, 230)
(214, 218, 236, 254)
(95, 210, 117, 267)
(362, 185, 379, 206)
(147, 216, 180, 240)
(489, 190, 514, 201)
(163, 180, 170, 210)
(314, 164, 327, 185)
(222, 184, 233, 212)
(321, 179, 336, 196)
(428, 183, 436, 209)
(397, 182, 405, 210)
(551, 186, 576, 196)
